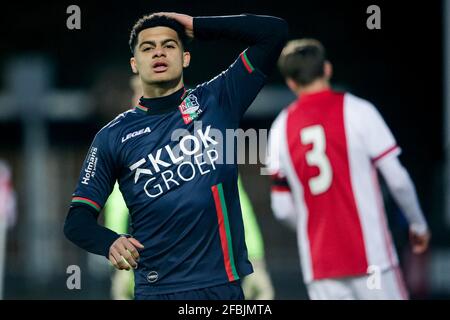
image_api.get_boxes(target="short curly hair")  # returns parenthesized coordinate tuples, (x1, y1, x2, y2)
(129, 14, 189, 55)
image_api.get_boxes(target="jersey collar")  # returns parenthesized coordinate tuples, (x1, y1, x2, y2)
(135, 87, 189, 115)
(298, 88, 334, 103)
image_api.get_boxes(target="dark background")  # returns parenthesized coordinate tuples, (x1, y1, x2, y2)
(0, 0, 446, 299)
(0, 0, 443, 162)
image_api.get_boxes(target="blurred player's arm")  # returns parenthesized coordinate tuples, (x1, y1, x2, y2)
(360, 99, 430, 254)
(270, 181, 297, 231)
(103, 183, 134, 299)
(238, 176, 275, 300)
(377, 156, 430, 254)
(104, 182, 129, 235)
(267, 111, 298, 231)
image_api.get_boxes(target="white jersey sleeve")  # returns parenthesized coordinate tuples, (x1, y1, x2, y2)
(377, 156, 429, 234)
(266, 110, 297, 229)
(355, 97, 401, 165)
(266, 110, 287, 177)
(349, 94, 428, 234)
(271, 191, 297, 230)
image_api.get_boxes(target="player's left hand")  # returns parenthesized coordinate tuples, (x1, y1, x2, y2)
(155, 12, 194, 38)
(409, 228, 431, 254)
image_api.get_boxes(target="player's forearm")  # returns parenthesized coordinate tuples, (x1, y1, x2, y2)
(378, 157, 428, 233)
(64, 205, 120, 258)
(271, 191, 297, 231)
(193, 14, 288, 74)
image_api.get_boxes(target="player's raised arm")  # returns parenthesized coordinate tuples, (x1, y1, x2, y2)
(192, 14, 288, 75)
(377, 156, 430, 254)
(158, 13, 288, 124)
(160, 12, 288, 75)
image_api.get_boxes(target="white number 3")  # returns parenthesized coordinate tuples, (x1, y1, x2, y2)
(300, 125, 333, 195)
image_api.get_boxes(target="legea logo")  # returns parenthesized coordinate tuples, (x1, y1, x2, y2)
(122, 127, 151, 143)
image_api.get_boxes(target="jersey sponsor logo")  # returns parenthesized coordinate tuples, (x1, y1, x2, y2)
(121, 127, 151, 143)
(81, 147, 98, 185)
(179, 94, 203, 124)
(129, 125, 219, 199)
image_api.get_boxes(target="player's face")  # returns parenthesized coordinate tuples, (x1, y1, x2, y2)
(131, 27, 190, 85)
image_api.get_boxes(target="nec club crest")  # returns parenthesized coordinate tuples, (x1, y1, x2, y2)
(179, 94, 203, 124)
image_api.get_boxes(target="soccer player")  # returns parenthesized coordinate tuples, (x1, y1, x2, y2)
(267, 39, 430, 300)
(104, 182, 134, 300)
(238, 176, 275, 300)
(0, 160, 16, 299)
(64, 12, 287, 300)
(104, 76, 274, 300)
(105, 176, 275, 300)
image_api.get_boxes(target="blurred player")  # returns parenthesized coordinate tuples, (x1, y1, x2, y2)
(64, 13, 287, 299)
(267, 39, 430, 300)
(104, 182, 133, 300)
(238, 176, 275, 300)
(105, 75, 274, 300)
(0, 160, 17, 299)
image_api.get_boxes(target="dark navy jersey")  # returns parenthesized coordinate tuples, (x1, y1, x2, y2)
(71, 51, 266, 295)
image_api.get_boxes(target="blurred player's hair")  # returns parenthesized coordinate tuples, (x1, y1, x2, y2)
(129, 14, 189, 55)
(278, 39, 326, 85)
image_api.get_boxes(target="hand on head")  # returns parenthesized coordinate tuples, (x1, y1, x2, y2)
(154, 12, 194, 39)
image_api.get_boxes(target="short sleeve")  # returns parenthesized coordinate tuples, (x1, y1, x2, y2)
(266, 113, 284, 176)
(71, 129, 117, 213)
(266, 111, 291, 191)
(350, 95, 401, 166)
(203, 50, 267, 125)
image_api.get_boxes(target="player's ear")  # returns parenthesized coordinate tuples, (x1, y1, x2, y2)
(130, 57, 139, 74)
(286, 78, 299, 95)
(182, 51, 191, 68)
(324, 61, 333, 80)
